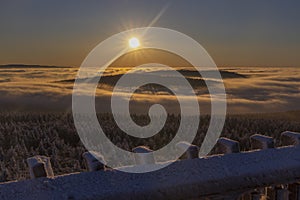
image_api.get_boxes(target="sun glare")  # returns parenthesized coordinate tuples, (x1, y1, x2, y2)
(129, 37, 140, 48)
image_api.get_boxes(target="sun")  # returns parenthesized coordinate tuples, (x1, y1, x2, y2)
(129, 37, 140, 48)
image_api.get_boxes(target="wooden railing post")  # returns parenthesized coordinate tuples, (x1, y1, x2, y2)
(281, 131, 300, 146)
(250, 134, 274, 200)
(215, 137, 240, 154)
(275, 185, 289, 200)
(251, 191, 262, 200)
(280, 131, 300, 199)
(27, 155, 54, 179)
(289, 182, 300, 200)
(250, 134, 274, 150)
(176, 141, 199, 159)
(132, 146, 155, 165)
(82, 151, 105, 172)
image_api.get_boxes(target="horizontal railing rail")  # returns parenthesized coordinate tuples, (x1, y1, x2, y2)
(0, 131, 300, 200)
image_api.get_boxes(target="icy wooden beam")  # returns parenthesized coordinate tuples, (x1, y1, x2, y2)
(176, 141, 199, 159)
(132, 146, 155, 165)
(275, 185, 289, 200)
(288, 182, 300, 200)
(250, 134, 274, 150)
(281, 131, 300, 146)
(215, 137, 240, 154)
(3, 145, 300, 200)
(82, 151, 105, 172)
(280, 132, 300, 200)
(249, 134, 274, 200)
(251, 191, 262, 200)
(26, 156, 54, 179)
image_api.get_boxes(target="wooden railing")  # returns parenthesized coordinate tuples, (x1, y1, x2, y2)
(1, 131, 300, 200)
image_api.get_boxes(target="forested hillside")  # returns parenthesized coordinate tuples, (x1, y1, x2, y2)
(1, 112, 300, 182)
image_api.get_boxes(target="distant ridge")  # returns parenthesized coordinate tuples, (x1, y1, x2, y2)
(0, 64, 71, 69)
(57, 69, 247, 84)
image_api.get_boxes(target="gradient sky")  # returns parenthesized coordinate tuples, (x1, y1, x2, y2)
(0, 0, 300, 67)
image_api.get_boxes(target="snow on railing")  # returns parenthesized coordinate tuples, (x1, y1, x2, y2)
(1, 131, 300, 200)
(27, 155, 54, 179)
(82, 151, 106, 172)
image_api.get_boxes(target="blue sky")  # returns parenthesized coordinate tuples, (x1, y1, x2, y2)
(0, 0, 299, 66)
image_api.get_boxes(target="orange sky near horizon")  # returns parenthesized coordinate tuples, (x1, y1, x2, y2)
(1, 1, 300, 68)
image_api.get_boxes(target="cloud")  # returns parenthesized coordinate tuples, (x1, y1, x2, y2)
(0, 66, 299, 114)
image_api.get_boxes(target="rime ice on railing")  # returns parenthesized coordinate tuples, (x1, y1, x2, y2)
(250, 134, 274, 150)
(82, 151, 106, 172)
(176, 141, 199, 159)
(1, 131, 300, 200)
(26, 156, 54, 179)
(215, 137, 240, 154)
(281, 131, 300, 146)
(132, 146, 155, 165)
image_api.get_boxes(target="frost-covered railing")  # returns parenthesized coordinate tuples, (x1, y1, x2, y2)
(1, 131, 300, 200)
